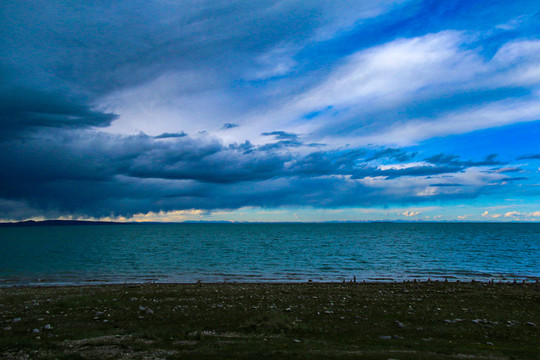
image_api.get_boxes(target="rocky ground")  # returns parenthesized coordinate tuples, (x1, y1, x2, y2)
(0, 281, 539, 359)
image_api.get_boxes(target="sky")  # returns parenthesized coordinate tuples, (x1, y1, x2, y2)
(1, 0, 540, 222)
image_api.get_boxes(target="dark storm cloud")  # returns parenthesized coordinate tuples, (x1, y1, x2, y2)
(2, 1, 383, 142)
(288, 149, 457, 179)
(261, 131, 299, 141)
(154, 132, 187, 139)
(0, 128, 499, 220)
(0, 85, 117, 137)
(221, 123, 239, 130)
(365, 148, 417, 162)
(425, 153, 504, 167)
(126, 141, 290, 183)
(2, 1, 366, 97)
(259, 131, 302, 150)
(502, 177, 528, 182)
(258, 140, 303, 151)
(517, 154, 540, 160)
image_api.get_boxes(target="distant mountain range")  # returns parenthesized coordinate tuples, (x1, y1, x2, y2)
(0, 220, 238, 227)
(0, 220, 123, 227)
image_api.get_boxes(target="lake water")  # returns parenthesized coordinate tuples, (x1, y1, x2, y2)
(0, 223, 539, 286)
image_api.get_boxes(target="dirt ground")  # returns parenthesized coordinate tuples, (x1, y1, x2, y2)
(1, 281, 539, 359)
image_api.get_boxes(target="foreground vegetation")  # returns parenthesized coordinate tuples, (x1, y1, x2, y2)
(1, 281, 538, 359)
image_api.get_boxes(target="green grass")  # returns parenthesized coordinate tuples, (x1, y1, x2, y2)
(0, 282, 538, 359)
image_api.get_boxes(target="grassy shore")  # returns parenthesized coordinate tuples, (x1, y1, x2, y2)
(0, 281, 538, 359)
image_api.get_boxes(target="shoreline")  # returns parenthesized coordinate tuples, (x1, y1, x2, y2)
(2, 277, 539, 289)
(1, 282, 538, 359)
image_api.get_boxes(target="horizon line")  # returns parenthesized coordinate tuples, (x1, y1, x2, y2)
(1, 219, 538, 226)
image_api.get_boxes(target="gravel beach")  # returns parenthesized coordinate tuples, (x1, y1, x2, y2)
(1, 281, 539, 359)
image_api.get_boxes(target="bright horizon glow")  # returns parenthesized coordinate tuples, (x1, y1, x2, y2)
(4, 205, 539, 223)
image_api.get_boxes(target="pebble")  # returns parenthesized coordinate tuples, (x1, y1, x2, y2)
(12, 318, 21, 322)
(139, 306, 146, 311)
(379, 336, 392, 340)
(526, 322, 536, 327)
(395, 321, 404, 328)
(4, 327, 12, 331)
(486, 342, 494, 346)
(293, 339, 301, 343)
(43, 324, 52, 330)
(146, 308, 154, 314)
(32, 328, 40, 334)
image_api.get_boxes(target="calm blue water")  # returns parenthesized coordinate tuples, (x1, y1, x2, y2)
(0, 223, 539, 285)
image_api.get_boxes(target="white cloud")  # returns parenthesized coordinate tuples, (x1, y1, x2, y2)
(495, 15, 527, 31)
(354, 166, 505, 202)
(401, 211, 420, 217)
(363, 97, 540, 146)
(378, 162, 431, 170)
(504, 211, 523, 218)
(285, 32, 485, 132)
(482, 210, 503, 218)
(97, 1, 412, 141)
(113, 209, 208, 222)
(246, 45, 298, 80)
(287, 34, 540, 147)
(100, 28, 540, 150)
